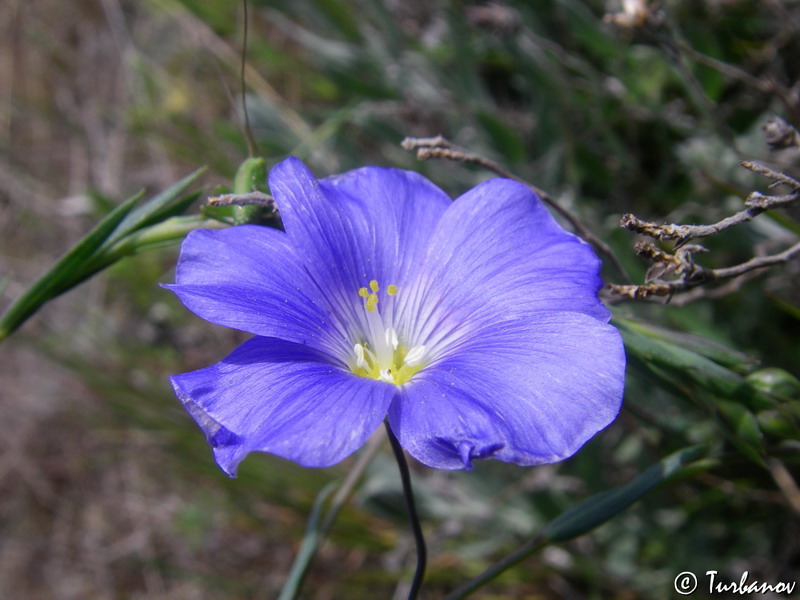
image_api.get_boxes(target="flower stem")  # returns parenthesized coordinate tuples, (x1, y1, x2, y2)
(384, 419, 427, 600)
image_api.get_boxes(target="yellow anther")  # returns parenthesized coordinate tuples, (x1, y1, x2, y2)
(366, 293, 379, 313)
(387, 284, 398, 296)
(369, 280, 380, 293)
(358, 287, 369, 298)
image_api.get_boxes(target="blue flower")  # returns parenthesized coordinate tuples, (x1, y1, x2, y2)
(166, 157, 625, 476)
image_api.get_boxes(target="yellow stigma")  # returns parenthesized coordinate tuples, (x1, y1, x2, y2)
(369, 280, 380, 293)
(358, 287, 369, 298)
(387, 284, 398, 296)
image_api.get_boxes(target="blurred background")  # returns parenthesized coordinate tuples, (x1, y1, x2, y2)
(1, 0, 798, 598)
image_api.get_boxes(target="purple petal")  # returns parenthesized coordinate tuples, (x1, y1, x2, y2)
(171, 337, 396, 475)
(269, 157, 451, 296)
(165, 226, 351, 360)
(395, 179, 609, 346)
(388, 312, 625, 470)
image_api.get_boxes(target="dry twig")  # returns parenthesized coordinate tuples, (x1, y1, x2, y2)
(207, 191, 276, 209)
(606, 161, 800, 304)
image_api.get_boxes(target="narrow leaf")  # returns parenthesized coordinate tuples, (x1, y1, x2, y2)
(132, 191, 203, 229)
(277, 482, 337, 600)
(109, 168, 206, 242)
(442, 446, 711, 600)
(614, 316, 758, 374)
(0, 193, 141, 341)
(617, 320, 776, 411)
(715, 400, 766, 464)
(95, 216, 224, 267)
(541, 445, 708, 542)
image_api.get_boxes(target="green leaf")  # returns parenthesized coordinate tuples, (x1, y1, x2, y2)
(442, 446, 712, 600)
(541, 445, 709, 542)
(0, 192, 141, 341)
(109, 167, 206, 242)
(0, 171, 208, 342)
(140, 191, 204, 226)
(615, 316, 758, 374)
(277, 482, 337, 600)
(615, 318, 777, 412)
(92, 215, 224, 268)
(715, 401, 765, 465)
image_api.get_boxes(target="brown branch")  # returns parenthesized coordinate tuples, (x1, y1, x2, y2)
(712, 241, 800, 279)
(607, 154, 800, 305)
(621, 162, 800, 248)
(606, 239, 800, 304)
(207, 191, 276, 209)
(741, 161, 800, 191)
(401, 136, 631, 283)
(621, 207, 765, 247)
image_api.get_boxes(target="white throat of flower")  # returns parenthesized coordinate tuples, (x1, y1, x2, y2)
(351, 280, 426, 385)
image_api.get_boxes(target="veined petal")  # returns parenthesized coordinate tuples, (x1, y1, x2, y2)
(396, 179, 609, 348)
(165, 226, 350, 359)
(388, 312, 625, 470)
(171, 337, 396, 476)
(269, 157, 450, 300)
(318, 166, 451, 285)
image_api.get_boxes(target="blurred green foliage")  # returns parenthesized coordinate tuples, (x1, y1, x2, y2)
(1, 0, 798, 598)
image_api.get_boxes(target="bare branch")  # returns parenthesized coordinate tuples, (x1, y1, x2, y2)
(621, 206, 765, 247)
(606, 239, 800, 304)
(607, 152, 800, 306)
(740, 161, 800, 191)
(401, 136, 631, 283)
(713, 241, 800, 279)
(207, 191, 276, 210)
(621, 162, 800, 248)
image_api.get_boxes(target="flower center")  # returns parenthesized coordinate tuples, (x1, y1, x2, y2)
(350, 280, 426, 385)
